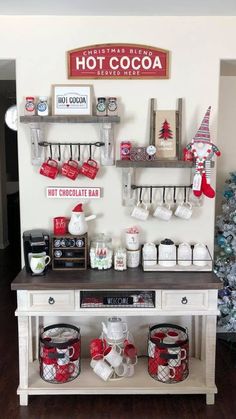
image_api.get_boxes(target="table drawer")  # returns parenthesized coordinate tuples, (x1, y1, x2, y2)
(162, 290, 208, 310)
(28, 290, 75, 311)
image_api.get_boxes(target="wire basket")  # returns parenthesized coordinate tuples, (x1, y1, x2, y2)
(148, 323, 189, 383)
(39, 323, 81, 384)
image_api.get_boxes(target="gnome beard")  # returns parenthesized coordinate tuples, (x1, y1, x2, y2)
(186, 106, 221, 199)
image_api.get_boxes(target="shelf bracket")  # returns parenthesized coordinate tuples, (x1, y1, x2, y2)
(100, 123, 115, 166)
(122, 168, 136, 206)
(28, 123, 46, 166)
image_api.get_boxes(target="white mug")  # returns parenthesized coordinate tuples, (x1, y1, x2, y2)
(114, 361, 129, 377)
(56, 347, 75, 365)
(153, 203, 172, 221)
(103, 346, 122, 368)
(174, 202, 192, 220)
(30, 254, 51, 274)
(42, 362, 56, 380)
(148, 340, 156, 358)
(92, 359, 114, 381)
(157, 365, 175, 382)
(166, 330, 180, 342)
(168, 347, 187, 367)
(131, 202, 149, 221)
(127, 249, 140, 268)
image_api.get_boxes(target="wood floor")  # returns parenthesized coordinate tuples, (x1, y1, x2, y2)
(1, 246, 236, 419)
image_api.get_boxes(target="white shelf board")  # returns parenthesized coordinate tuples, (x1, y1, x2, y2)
(19, 358, 217, 396)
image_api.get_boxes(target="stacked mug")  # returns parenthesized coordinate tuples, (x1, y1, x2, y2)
(89, 317, 138, 381)
(148, 323, 189, 383)
(39, 323, 81, 383)
(125, 227, 140, 268)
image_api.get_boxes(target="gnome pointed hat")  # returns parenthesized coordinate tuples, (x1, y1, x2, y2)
(193, 106, 211, 143)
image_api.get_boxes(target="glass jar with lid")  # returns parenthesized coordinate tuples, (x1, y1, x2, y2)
(96, 97, 107, 116)
(37, 96, 49, 116)
(90, 234, 113, 270)
(25, 96, 36, 115)
(107, 97, 118, 116)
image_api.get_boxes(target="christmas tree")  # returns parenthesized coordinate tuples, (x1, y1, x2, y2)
(159, 119, 173, 141)
(214, 171, 236, 331)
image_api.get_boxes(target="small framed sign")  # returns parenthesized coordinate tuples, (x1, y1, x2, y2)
(155, 110, 177, 160)
(52, 84, 92, 115)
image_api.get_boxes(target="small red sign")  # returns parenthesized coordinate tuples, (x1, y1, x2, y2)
(68, 43, 169, 79)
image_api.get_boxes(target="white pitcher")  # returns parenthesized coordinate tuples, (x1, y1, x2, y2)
(102, 317, 128, 341)
(68, 203, 96, 235)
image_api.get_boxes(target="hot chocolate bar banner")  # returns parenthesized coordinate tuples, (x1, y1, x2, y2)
(46, 187, 101, 199)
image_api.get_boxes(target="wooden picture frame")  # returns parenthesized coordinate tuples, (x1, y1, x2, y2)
(152, 98, 182, 160)
(52, 84, 92, 115)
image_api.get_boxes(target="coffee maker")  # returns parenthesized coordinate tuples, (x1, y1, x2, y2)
(23, 229, 50, 273)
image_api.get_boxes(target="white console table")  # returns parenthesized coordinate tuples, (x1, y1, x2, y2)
(11, 268, 222, 406)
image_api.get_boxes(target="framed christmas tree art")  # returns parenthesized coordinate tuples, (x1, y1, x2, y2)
(155, 110, 177, 159)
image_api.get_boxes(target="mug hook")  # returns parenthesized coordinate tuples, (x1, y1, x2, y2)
(173, 186, 176, 204)
(78, 144, 81, 161)
(184, 187, 187, 203)
(89, 144, 92, 160)
(49, 144, 52, 160)
(162, 187, 166, 204)
(139, 187, 143, 203)
(149, 186, 153, 204)
(58, 144, 61, 162)
(70, 144, 73, 161)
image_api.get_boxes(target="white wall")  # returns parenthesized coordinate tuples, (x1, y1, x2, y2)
(1, 16, 235, 259)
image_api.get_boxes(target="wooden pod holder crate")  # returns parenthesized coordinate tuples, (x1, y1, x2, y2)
(52, 233, 88, 271)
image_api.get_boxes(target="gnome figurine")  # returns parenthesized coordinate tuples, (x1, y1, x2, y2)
(186, 106, 221, 198)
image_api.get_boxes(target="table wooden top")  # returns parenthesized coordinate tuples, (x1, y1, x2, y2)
(11, 267, 223, 291)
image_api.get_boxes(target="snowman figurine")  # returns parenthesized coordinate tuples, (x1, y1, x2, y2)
(68, 203, 96, 236)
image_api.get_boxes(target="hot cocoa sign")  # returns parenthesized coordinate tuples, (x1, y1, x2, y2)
(67, 44, 169, 79)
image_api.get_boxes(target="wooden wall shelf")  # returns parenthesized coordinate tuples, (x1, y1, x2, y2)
(20, 115, 120, 124)
(116, 159, 194, 168)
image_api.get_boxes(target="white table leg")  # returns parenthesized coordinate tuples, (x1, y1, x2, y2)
(206, 393, 215, 405)
(19, 393, 28, 406)
(205, 315, 217, 405)
(18, 315, 29, 406)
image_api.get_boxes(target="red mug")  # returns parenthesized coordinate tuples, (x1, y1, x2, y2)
(124, 343, 137, 358)
(71, 340, 81, 361)
(172, 364, 184, 382)
(42, 344, 57, 365)
(61, 159, 79, 180)
(89, 338, 105, 358)
(53, 217, 68, 235)
(151, 331, 167, 343)
(80, 159, 99, 180)
(148, 357, 159, 375)
(154, 347, 168, 366)
(55, 362, 75, 382)
(40, 159, 59, 179)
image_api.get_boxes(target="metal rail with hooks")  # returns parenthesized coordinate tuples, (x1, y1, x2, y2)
(38, 141, 105, 161)
(131, 184, 193, 204)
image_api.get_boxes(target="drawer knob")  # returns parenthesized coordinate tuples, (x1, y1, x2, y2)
(181, 296, 188, 305)
(48, 297, 55, 305)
